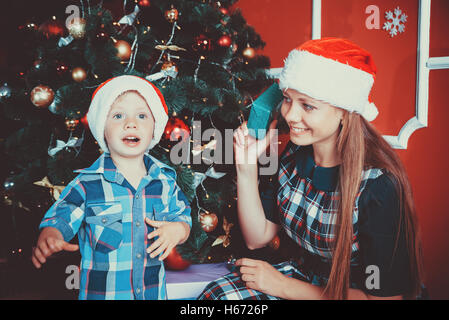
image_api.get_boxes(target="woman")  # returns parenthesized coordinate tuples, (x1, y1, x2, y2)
(198, 38, 424, 300)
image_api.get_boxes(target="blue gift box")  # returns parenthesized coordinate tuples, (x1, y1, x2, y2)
(165, 263, 230, 300)
(247, 83, 283, 139)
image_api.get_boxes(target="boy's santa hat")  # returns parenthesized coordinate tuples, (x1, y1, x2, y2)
(279, 37, 379, 121)
(87, 75, 169, 153)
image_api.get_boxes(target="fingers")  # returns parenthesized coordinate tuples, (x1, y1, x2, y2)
(239, 266, 256, 275)
(32, 237, 79, 269)
(147, 228, 161, 241)
(31, 254, 41, 269)
(241, 273, 256, 282)
(147, 238, 168, 260)
(235, 258, 258, 267)
(234, 125, 246, 148)
(31, 248, 42, 269)
(147, 237, 163, 257)
(62, 242, 79, 252)
(47, 237, 62, 252)
(33, 246, 47, 266)
(145, 218, 166, 228)
(158, 244, 174, 261)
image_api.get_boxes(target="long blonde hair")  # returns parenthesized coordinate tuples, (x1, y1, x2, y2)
(323, 111, 424, 299)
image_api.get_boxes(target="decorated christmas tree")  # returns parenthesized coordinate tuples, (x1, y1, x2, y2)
(0, 0, 275, 266)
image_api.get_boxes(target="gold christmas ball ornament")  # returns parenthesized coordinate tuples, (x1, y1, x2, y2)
(242, 46, 256, 59)
(30, 85, 55, 108)
(67, 17, 86, 39)
(114, 40, 132, 60)
(72, 67, 87, 82)
(65, 119, 80, 131)
(165, 7, 179, 23)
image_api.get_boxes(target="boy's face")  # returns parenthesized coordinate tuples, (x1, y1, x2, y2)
(104, 91, 155, 159)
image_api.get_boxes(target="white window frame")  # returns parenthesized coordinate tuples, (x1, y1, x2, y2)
(268, 0, 448, 149)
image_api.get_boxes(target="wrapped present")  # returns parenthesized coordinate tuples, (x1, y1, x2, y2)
(165, 263, 229, 300)
(247, 82, 283, 139)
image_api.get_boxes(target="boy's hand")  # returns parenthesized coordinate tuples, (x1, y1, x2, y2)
(145, 218, 190, 261)
(32, 227, 79, 269)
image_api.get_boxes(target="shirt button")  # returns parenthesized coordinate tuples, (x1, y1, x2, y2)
(135, 194, 140, 199)
(101, 218, 107, 224)
(136, 221, 141, 227)
(136, 253, 142, 259)
(136, 288, 141, 294)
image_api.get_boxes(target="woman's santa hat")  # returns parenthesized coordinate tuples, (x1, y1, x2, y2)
(87, 75, 169, 153)
(279, 37, 379, 121)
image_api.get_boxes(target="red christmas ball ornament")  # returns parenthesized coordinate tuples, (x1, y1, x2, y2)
(164, 247, 191, 270)
(163, 117, 191, 142)
(217, 34, 232, 48)
(200, 212, 218, 233)
(268, 235, 280, 250)
(219, 7, 229, 15)
(138, 0, 151, 8)
(38, 19, 65, 39)
(80, 114, 89, 128)
(165, 7, 179, 23)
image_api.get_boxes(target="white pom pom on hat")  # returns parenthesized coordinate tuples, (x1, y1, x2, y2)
(279, 37, 379, 122)
(86, 75, 169, 153)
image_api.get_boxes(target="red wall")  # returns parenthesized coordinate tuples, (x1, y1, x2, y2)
(236, 0, 449, 299)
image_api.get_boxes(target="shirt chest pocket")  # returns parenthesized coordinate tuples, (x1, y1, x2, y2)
(85, 202, 123, 254)
(151, 203, 180, 222)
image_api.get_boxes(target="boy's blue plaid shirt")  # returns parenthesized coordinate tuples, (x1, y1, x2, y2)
(39, 152, 192, 300)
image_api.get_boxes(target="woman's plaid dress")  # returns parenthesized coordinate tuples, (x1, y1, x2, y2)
(198, 143, 416, 300)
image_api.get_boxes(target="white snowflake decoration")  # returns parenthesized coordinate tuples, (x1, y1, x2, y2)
(383, 7, 408, 37)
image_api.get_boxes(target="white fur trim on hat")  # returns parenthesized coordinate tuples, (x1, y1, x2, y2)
(279, 50, 378, 121)
(87, 75, 168, 153)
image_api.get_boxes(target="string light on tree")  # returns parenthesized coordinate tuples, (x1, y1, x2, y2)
(65, 118, 80, 131)
(193, 34, 213, 54)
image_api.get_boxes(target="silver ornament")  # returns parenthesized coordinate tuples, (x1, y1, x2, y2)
(0, 83, 12, 100)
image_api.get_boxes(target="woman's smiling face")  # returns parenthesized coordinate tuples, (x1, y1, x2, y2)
(280, 88, 344, 148)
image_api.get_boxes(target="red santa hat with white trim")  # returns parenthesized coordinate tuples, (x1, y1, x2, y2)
(87, 75, 169, 153)
(278, 37, 379, 122)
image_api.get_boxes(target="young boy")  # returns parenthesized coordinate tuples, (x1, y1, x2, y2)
(31, 75, 192, 300)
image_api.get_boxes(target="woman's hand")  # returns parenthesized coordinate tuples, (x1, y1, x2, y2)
(235, 258, 288, 298)
(145, 219, 190, 260)
(233, 120, 278, 175)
